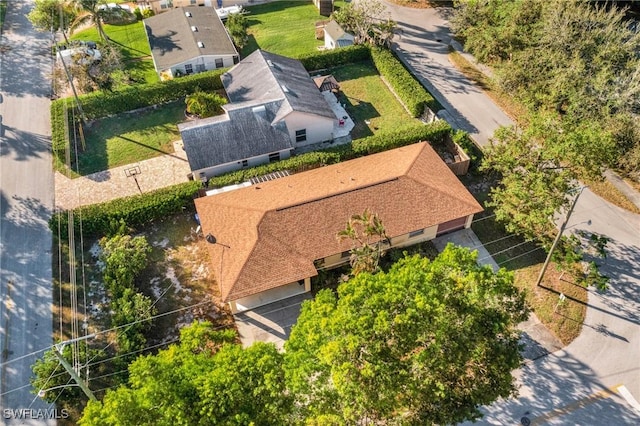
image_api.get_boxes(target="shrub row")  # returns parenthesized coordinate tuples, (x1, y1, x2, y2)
(51, 180, 200, 238)
(370, 47, 440, 117)
(298, 44, 371, 72)
(209, 121, 452, 189)
(78, 69, 225, 120)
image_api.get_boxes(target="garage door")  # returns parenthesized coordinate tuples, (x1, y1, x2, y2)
(437, 217, 467, 236)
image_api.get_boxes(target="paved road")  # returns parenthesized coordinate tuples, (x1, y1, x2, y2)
(0, 0, 56, 422)
(461, 189, 640, 425)
(384, 3, 513, 147)
(381, 1, 640, 422)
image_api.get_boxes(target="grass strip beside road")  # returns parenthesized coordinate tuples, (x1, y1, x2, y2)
(0, 0, 6, 33)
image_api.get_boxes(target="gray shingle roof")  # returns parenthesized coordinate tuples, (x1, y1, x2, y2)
(222, 50, 335, 120)
(178, 99, 294, 171)
(144, 6, 238, 71)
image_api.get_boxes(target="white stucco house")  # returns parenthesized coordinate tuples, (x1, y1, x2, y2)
(144, 6, 239, 80)
(179, 49, 347, 179)
(324, 20, 354, 50)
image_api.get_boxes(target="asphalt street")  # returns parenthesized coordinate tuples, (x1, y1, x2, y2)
(381, 1, 640, 423)
(384, 3, 513, 147)
(0, 0, 56, 423)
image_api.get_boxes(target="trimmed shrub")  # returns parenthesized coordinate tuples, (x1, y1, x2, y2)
(50, 181, 200, 238)
(298, 44, 371, 72)
(370, 47, 440, 117)
(352, 120, 451, 155)
(51, 100, 69, 163)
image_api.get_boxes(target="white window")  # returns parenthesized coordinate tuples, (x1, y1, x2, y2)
(215, 58, 224, 68)
(295, 129, 307, 143)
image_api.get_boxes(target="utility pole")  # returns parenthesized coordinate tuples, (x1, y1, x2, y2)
(536, 186, 587, 287)
(51, 335, 97, 401)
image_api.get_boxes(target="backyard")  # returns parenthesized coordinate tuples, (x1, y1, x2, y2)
(72, 101, 184, 176)
(329, 61, 420, 139)
(243, 0, 351, 57)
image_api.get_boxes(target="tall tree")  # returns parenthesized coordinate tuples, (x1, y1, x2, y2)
(285, 245, 528, 425)
(27, 0, 77, 32)
(79, 322, 292, 425)
(70, 0, 108, 41)
(332, 0, 396, 47)
(337, 209, 388, 275)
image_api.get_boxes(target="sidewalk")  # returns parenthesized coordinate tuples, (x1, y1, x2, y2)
(54, 140, 191, 210)
(433, 228, 564, 361)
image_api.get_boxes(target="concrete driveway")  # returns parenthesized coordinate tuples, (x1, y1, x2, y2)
(234, 292, 312, 351)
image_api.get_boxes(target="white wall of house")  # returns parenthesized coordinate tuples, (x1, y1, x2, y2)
(229, 278, 311, 313)
(193, 147, 293, 180)
(283, 111, 335, 147)
(165, 54, 238, 78)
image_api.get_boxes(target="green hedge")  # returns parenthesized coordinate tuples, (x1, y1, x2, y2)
(298, 44, 371, 71)
(208, 121, 452, 188)
(51, 181, 200, 238)
(52, 122, 452, 239)
(451, 129, 483, 172)
(370, 47, 440, 117)
(79, 69, 225, 120)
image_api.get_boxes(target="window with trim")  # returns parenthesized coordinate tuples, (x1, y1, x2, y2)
(184, 64, 193, 74)
(295, 129, 307, 143)
(215, 58, 224, 68)
(409, 229, 424, 238)
(190, 0, 196, 4)
(196, 63, 205, 72)
(160, 3, 168, 9)
(233, 56, 239, 64)
(341, 250, 351, 259)
(268, 152, 280, 163)
(241, 159, 248, 168)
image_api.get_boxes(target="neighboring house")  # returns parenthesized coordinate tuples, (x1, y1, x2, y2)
(143, 0, 252, 15)
(179, 49, 338, 178)
(195, 142, 484, 313)
(179, 100, 295, 179)
(323, 20, 354, 50)
(144, 6, 239, 80)
(145, 0, 211, 14)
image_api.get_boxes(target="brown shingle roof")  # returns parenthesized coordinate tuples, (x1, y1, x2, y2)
(195, 142, 483, 302)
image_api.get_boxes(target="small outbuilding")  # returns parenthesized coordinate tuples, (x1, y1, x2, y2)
(324, 20, 354, 50)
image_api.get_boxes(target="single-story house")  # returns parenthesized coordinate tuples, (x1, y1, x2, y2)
(179, 100, 294, 179)
(195, 142, 484, 313)
(324, 20, 354, 49)
(144, 6, 239, 80)
(179, 49, 339, 178)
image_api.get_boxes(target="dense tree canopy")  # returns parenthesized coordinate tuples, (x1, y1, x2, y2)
(333, 0, 396, 47)
(453, 0, 640, 242)
(285, 245, 528, 425)
(28, 0, 78, 32)
(80, 322, 291, 425)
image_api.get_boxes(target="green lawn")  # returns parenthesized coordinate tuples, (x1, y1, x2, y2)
(243, 0, 332, 57)
(76, 101, 184, 175)
(71, 21, 158, 84)
(331, 62, 420, 139)
(0, 1, 6, 32)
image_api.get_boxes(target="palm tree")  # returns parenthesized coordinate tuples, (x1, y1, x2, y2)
(337, 209, 389, 275)
(69, 0, 108, 41)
